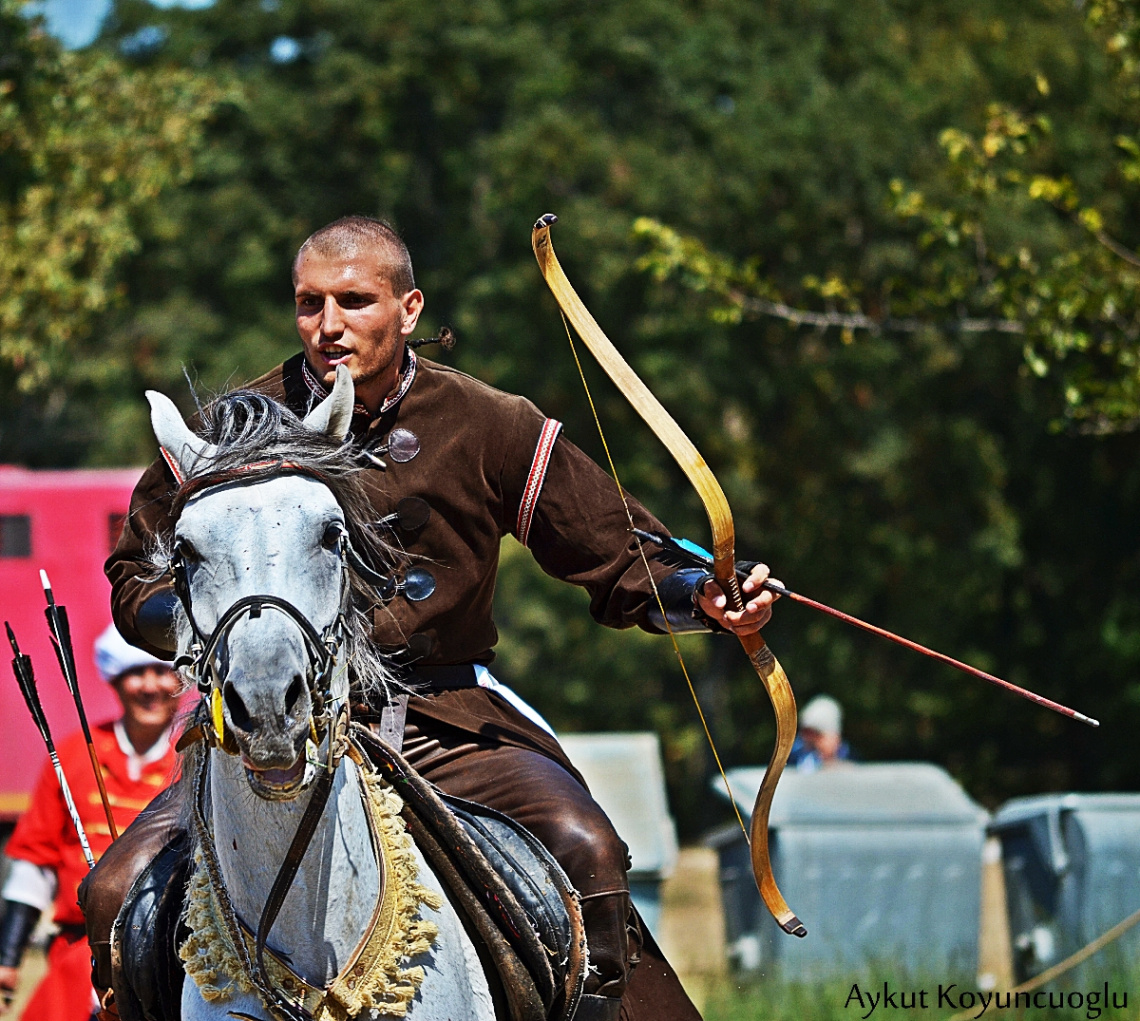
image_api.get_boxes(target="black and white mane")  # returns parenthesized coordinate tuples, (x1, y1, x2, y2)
(151, 389, 401, 703)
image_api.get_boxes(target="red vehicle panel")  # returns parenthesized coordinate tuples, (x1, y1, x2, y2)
(0, 466, 144, 820)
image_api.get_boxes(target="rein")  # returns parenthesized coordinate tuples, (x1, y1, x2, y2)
(190, 706, 350, 1021)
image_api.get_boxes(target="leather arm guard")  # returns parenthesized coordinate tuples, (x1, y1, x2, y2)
(135, 589, 180, 655)
(0, 901, 40, 969)
(645, 568, 721, 634)
(645, 561, 767, 635)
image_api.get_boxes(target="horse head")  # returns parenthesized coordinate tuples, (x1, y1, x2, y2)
(147, 367, 375, 799)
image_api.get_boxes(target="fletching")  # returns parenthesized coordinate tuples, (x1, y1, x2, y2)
(632, 528, 713, 570)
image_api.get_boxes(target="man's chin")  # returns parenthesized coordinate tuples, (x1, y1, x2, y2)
(308, 356, 353, 381)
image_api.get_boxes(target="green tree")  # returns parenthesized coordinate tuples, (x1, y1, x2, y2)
(28, 0, 1140, 832)
(885, 0, 1140, 432)
(0, 0, 223, 463)
(632, 1, 1140, 433)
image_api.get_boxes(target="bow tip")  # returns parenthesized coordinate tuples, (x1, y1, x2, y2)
(782, 915, 808, 938)
(534, 213, 558, 231)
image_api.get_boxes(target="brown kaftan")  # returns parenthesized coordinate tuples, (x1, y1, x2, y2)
(98, 349, 700, 1016)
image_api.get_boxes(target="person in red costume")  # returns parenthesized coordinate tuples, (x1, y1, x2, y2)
(0, 625, 181, 1020)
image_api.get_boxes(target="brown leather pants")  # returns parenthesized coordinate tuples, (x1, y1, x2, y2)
(401, 718, 642, 1001)
(80, 719, 656, 1008)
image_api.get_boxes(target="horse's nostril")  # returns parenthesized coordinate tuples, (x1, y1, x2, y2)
(284, 674, 306, 716)
(223, 683, 253, 733)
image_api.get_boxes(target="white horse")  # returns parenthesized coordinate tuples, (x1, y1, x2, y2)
(147, 368, 498, 1021)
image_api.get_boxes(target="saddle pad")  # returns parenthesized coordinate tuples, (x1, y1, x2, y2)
(443, 793, 580, 991)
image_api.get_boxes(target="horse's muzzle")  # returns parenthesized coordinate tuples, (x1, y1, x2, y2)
(223, 671, 313, 774)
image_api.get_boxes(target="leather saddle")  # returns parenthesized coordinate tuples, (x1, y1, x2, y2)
(111, 727, 587, 1021)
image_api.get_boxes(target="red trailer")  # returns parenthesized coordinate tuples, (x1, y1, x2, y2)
(0, 466, 144, 821)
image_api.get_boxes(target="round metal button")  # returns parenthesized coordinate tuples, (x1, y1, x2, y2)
(387, 428, 420, 462)
(396, 496, 431, 531)
(403, 568, 437, 602)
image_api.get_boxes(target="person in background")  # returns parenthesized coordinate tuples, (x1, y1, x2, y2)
(0, 625, 181, 1020)
(788, 694, 853, 772)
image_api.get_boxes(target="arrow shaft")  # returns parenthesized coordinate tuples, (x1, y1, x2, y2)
(7, 624, 96, 870)
(767, 583, 1099, 727)
(47, 750, 95, 869)
(42, 579, 120, 840)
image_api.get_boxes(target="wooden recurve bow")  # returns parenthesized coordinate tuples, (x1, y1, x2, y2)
(532, 213, 807, 938)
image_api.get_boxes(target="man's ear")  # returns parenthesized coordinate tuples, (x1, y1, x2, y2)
(399, 289, 426, 336)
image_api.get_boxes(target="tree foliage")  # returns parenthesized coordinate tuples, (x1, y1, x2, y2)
(0, 0, 224, 461)
(636, 0, 1140, 433)
(5, 0, 1140, 834)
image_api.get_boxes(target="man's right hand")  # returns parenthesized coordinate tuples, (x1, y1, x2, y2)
(0, 965, 19, 1014)
(696, 562, 781, 635)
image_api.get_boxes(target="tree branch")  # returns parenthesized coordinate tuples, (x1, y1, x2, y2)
(729, 290, 1025, 335)
(1094, 229, 1140, 269)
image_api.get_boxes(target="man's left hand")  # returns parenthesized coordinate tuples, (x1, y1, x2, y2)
(696, 563, 780, 635)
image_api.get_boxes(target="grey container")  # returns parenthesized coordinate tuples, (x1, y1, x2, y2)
(710, 763, 988, 980)
(988, 793, 1140, 984)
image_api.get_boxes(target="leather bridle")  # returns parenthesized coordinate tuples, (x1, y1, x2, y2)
(165, 463, 386, 1021)
(166, 463, 393, 742)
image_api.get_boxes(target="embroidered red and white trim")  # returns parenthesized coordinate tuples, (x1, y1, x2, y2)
(160, 446, 186, 485)
(301, 350, 418, 418)
(517, 418, 562, 547)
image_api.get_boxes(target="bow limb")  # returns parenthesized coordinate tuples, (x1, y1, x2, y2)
(532, 214, 806, 938)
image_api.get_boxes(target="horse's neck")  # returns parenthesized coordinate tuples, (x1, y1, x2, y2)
(209, 751, 380, 987)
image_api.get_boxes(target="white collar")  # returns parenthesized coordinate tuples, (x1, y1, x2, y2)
(114, 720, 173, 782)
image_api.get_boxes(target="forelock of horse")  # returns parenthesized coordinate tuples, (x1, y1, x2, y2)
(149, 389, 401, 709)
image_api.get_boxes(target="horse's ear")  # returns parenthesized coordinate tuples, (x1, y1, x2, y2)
(146, 391, 216, 480)
(302, 364, 355, 440)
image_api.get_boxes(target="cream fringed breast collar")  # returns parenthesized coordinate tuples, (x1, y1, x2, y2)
(179, 761, 443, 1020)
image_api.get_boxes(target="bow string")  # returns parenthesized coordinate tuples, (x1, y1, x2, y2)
(531, 213, 807, 938)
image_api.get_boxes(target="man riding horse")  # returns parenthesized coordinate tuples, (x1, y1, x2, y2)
(83, 215, 779, 1021)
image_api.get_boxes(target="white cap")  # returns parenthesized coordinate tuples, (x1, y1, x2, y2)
(800, 694, 842, 736)
(94, 623, 170, 684)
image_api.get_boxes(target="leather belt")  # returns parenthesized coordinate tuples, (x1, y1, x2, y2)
(378, 663, 480, 751)
(405, 663, 480, 690)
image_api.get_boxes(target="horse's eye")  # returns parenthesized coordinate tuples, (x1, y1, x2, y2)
(175, 538, 202, 563)
(321, 522, 344, 551)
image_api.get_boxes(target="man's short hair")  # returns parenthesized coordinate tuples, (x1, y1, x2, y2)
(294, 215, 415, 294)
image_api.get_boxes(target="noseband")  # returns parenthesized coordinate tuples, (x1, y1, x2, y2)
(171, 549, 346, 754)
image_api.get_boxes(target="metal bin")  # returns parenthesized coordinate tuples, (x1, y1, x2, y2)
(710, 762, 988, 980)
(989, 793, 1140, 984)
